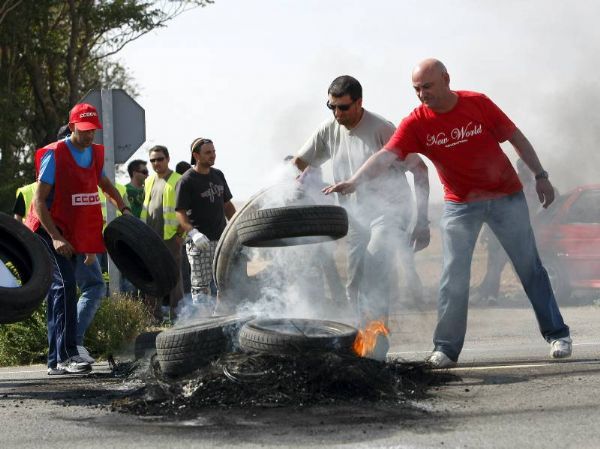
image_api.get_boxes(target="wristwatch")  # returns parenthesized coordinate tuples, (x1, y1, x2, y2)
(534, 170, 549, 180)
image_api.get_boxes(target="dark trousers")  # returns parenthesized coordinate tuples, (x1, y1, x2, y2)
(37, 229, 80, 368)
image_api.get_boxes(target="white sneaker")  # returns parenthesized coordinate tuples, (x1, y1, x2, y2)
(57, 356, 92, 374)
(550, 337, 572, 359)
(77, 345, 96, 364)
(426, 350, 457, 368)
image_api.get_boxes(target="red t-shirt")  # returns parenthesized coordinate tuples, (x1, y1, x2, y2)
(385, 91, 522, 202)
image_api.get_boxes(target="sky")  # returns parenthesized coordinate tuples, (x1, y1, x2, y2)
(116, 0, 600, 203)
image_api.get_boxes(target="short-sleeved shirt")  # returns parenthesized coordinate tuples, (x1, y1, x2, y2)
(125, 183, 145, 218)
(297, 109, 413, 217)
(175, 168, 233, 241)
(385, 91, 522, 203)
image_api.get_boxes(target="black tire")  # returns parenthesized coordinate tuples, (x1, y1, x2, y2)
(103, 215, 178, 298)
(238, 318, 358, 355)
(236, 205, 348, 247)
(544, 258, 573, 303)
(0, 212, 52, 324)
(213, 186, 273, 294)
(134, 330, 161, 360)
(155, 315, 252, 377)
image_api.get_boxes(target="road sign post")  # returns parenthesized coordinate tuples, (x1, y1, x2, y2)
(79, 88, 146, 296)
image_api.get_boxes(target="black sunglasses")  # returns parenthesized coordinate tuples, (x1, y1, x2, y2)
(136, 169, 149, 175)
(326, 100, 356, 111)
(149, 157, 165, 163)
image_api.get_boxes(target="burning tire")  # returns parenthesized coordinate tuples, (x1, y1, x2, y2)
(103, 215, 178, 298)
(155, 315, 252, 377)
(236, 205, 348, 247)
(238, 318, 358, 355)
(0, 212, 52, 324)
(134, 330, 161, 360)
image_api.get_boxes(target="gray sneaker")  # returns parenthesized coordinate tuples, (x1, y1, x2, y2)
(550, 337, 572, 359)
(426, 350, 457, 368)
(47, 366, 66, 375)
(77, 345, 96, 364)
(57, 356, 92, 374)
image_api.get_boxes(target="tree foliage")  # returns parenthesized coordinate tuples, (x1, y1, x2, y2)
(0, 0, 213, 212)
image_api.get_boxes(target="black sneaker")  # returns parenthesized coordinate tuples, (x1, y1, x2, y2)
(57, 356, 92, 374)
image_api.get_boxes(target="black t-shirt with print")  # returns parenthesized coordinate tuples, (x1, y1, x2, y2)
(175, 168, 232, 241)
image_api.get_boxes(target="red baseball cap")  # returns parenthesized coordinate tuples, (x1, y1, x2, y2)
(68, 103, 102, 131)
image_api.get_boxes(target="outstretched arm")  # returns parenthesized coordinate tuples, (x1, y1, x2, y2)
(508, 128, 554, 208)
(404, 154, 430, 252)
(322, 149, 398, 195)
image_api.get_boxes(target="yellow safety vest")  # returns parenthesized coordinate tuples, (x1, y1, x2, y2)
(140, 172, 181, 240)
(98, 183, 128, 229)
(15, 182, 37, 219)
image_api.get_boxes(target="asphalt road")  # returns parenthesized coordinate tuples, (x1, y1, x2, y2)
(1, 303, 600, 448)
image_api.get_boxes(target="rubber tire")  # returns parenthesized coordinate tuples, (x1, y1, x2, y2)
(0, 212, 52, 324)
(103, 215, 178, 298)
(236, 205, 348, 247)
(213, 186, 274, 293)
(544, 258, 573, 304)
(238, 318, 358, 355)
(155, 315, 252, 377)
(134, 331, 161, 360)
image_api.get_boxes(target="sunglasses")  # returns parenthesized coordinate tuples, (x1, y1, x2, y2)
(136, 169, 149, 175)
(149, 157, 165, 163)
(326, 100, 356, 112)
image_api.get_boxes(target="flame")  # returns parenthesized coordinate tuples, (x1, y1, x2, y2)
(353, 320, 390, 357)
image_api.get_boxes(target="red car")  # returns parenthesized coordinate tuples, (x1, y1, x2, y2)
(536, 185, 600, 302)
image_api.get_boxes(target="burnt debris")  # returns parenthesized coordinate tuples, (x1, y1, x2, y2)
(114, 352, 447, 417)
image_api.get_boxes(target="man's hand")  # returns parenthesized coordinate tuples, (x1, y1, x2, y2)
(322, 180, 356, 196)
(411, 222, 430, 252)
(53, 236, 75, 259)
(536, 178, 555, 208)
(188, 228, 210, 250)
(83, 253, 97, 266)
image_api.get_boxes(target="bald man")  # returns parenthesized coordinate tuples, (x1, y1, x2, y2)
(324, 59, 571, 368)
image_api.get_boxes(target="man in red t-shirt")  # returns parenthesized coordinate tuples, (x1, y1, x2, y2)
(324, 58, 571, 367)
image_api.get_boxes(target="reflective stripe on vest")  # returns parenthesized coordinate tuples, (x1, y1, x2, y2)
(140, 172, 181, 240)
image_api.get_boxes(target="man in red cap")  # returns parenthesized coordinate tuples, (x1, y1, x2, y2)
(26, 103, 131, 375)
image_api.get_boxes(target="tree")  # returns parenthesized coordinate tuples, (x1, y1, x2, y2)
(0, 0, 213, 212)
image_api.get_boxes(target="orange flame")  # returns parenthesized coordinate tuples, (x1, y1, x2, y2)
(353, 320, 390, 357)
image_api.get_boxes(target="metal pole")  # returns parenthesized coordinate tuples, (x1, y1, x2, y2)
(101, 88, 121, 297)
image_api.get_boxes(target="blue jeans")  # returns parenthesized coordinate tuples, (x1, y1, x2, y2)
(435, 191, 569, 361)
(75, 254, 105, 345)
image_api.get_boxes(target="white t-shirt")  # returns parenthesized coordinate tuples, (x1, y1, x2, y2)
(297, 109, 412, 219)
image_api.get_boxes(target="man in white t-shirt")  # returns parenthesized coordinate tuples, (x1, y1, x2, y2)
(293, 75, 430, 355)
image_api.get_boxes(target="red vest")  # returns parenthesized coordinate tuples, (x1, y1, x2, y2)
(26, 141, 105, 253)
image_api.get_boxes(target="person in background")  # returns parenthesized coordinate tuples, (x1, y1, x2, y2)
(125, 159, 148, 218)
(175, 160, 193, 296)
(141, 145, 184, 319)
(26, 104, 130, 375)
(324, 59, 571, 368)
(175, 138, 236, 315)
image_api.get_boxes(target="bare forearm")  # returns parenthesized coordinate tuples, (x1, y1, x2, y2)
(224, 201, 236, 220)
(34, 183, 62, 239)
(413, 166, 430, 224)
(98, 177, 127, 211)
(349, 149, 397, 184)
(509, 128, 544, 175)
(176, 210, 194, 233)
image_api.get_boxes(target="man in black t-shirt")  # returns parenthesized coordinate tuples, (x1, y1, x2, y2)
(175, 138, 236, 314)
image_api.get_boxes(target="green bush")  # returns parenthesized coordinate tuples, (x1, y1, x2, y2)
(0, 293, 155, 366)
(84, 293, 155, 358)
(0, 301, 47, 365)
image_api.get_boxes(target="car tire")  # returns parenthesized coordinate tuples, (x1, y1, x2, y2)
(134, 330, 161, 360)
(236, 205, 348, 247)
(0, 212, 52, 324)
(238, 318, 358, 355)
(155, 315, 252, 377)
(544, 258, 573, 303)
(103, 215, 178, 298)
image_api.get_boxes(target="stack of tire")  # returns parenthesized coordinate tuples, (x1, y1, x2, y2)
(0, 213, 52, 324)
